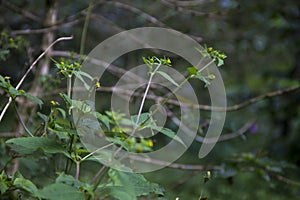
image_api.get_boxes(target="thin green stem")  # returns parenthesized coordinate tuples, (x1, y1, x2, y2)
(80, 0, 94, 55)
(140, 59, 215, 127)
(13, 101, 34, 137)
(67, 76, 72, 98)
(75, 161, 80, 180)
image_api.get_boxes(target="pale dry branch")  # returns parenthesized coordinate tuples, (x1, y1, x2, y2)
(0, 36, 73, 122)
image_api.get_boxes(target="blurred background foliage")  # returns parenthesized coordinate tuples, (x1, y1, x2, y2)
(0, 0, 300, 199)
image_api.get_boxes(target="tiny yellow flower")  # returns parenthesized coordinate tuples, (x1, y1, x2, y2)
(4, 76, 10, 80)
(50, 100, 57, 105)
(166, 58, 171, 64)
(207, 171, 211, 178)
(207, 47, 213, 52)
(95, 82, 101, 88)
(148, 140, 153, 147)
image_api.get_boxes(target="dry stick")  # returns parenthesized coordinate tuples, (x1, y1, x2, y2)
(163, 0, 207, 7)
(165, 105, 256, 143)
(44, 84, 300, 114)
(196, 121, 256, 143)
(243, 167, 300, 187)
(105, 1, 203, 42)
(128, 154, 223, 170)
(107, 1, 166, 27)
(2, 1, 41, 22)
(0, 36, 73, 122)
(11, 20, 81, 35)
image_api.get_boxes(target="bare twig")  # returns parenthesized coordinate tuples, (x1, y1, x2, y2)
(161, 0, 209, 7)
(90, 165, 106, 183)
(2, 1, 41, 22)
(0, 36, 73, 122)
(243, 167, 300, 187)
(196, 121, 256, 143)
(129, 155, 223, 170)
(106, 1, 166, 27)
(11, 20, 81, 35)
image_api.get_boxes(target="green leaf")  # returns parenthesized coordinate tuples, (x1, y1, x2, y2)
(95, 112, 111, 129)
(56, 173, 94, 198)
(131, 113, 151, 127)
(6, 137, 68, 156)
(37, 183, 85, 200)
(0, 181, 8, 195)
(23, 92, 43, 107)
(37, 112, 49, 123)
(187, 66, 198, 76)
(101, 186, 135, 200)
(13, 177, 38, 194)
(152, 126, 186, 147)
(195, 73, 211, 86)
(76, 71, 93, 81)
(8, 86, 21, 97)
(156, 71, 179, 87)
(73, 71, 90, 90)
(55, 108, 67, 119)
(108, 169, 164, 199)
(216, 57, 224, 67)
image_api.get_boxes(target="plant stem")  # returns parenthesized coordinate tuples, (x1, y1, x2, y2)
(80, 0, 94, 55)
(75, 161, 80, 180)
(0, 36, 73, 122)
(13, 102, 34, 137)
(140, 59, 215, 127)
(67, 76, 72, 98)
(133, 63, 161, 133)
(81, 143, 114, 162)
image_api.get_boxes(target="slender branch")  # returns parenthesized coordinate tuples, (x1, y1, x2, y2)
(49, 50, 144, 82)
(243, 167, 300, 187)
(165, 105, 256, 142)
(11, 20, 81, 35)
(104, 1, 202, 42)
(161, 0, 208, 7)
(90, 165, 106, 183)
(2, 1, 41, 22)
(134, 63, 161, 130)
(170, 171, 201, 189)
(0, 132, 16, 137)
(80, 0, 95, 55)
(195, 121, 255, 143)
(81, 143, 114, 162)
(0, 36, 73, 122)
(128, 155, 223, 170)
(106, 1, 166, 27)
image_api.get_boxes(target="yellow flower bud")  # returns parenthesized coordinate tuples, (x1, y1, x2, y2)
(96, 82, 101, 88)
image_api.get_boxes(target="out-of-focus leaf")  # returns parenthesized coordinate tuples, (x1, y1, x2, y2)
(156, 70, 179, 87)
(13, 178, 38, 194)
(6, 137, 68, 157)
(37, 183, 85, 200)
(107, 169, 164, 199)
